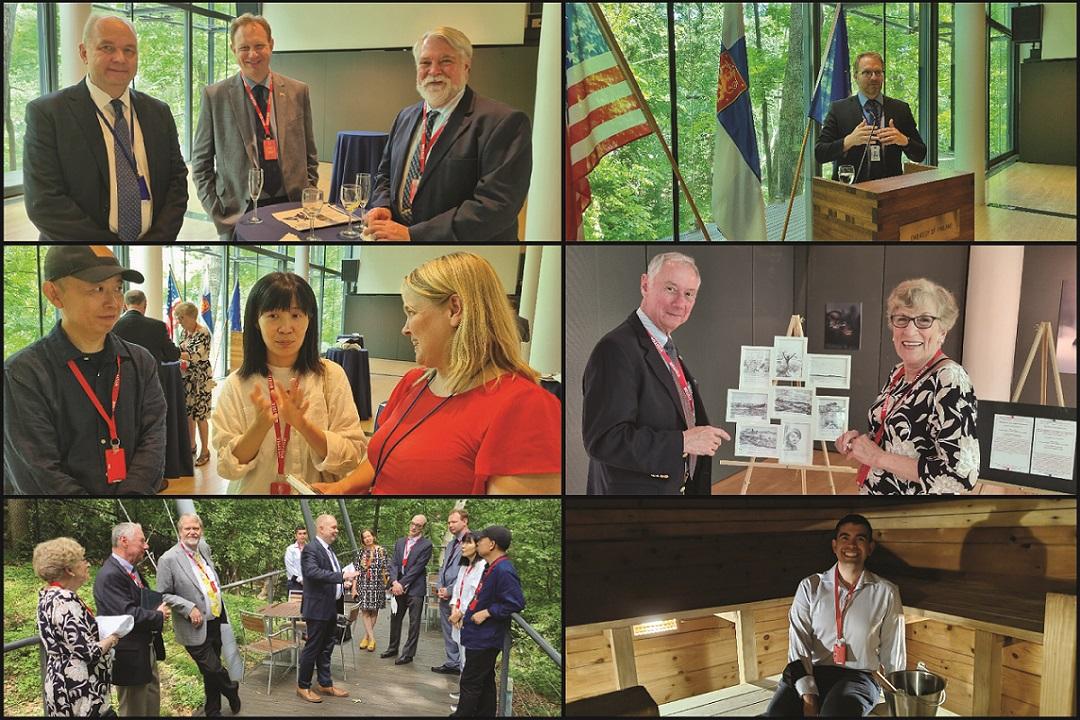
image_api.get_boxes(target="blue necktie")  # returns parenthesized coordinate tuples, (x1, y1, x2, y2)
(111, 98, 142, 241)
(401, 109, 439, 222)
(864, 98, 880, 128)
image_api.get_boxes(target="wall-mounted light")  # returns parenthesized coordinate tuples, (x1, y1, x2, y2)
(632, 619, 678, 636)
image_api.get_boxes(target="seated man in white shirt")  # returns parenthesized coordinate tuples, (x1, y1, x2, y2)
(765, 514, 905, 717)
(284, 525, 307, 593)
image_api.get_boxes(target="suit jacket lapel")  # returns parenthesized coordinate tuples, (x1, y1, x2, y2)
(418, 85, 474, 192)
(67, 82, 111, 186)
(629, 313, 686, 426)
(393, 103, 424, 202)
(271, 72, 289, 159)
(230, 73, 258, 166)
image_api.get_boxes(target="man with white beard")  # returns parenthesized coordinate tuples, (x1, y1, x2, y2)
(366, 26, 532, 242)
(157, 513, 241, 717)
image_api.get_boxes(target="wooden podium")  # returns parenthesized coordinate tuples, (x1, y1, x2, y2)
(811, 163, 975, 240)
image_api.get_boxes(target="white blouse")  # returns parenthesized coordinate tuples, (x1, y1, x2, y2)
(211, 359, 367, 492)
(449, 558, 486, 643)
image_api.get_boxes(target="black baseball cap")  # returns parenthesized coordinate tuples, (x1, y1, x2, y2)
(44, 246, 144, 284)
(475, 525, 511, 551)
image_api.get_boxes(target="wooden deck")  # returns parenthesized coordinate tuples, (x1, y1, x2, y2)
(234, 621, 456, 716)
(658, 674, 959, 717)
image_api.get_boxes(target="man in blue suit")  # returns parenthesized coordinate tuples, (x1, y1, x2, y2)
(296, 514, 359, 704)
(381, 514, 433, 665)
(365, 27, 531, 243)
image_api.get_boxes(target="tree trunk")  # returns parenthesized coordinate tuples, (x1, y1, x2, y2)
(7, 499, 31, 556)
(752, 3, 774, 192)
(4, 3, 18, 171)
(771, 3, 807, 203)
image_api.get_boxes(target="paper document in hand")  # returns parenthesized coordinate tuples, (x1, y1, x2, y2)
(97, 614, 135, 639)
(285, 474, 318, 495)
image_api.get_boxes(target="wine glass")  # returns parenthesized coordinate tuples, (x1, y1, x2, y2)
(838, 165, 856, 185)
(355, 173, 371, 233)
(338, 184, 361, 239)
(301, 187, 324, 240)
(246, 167, 264, 224)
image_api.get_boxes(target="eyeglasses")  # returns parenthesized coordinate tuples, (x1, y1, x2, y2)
(859, 69, 885, 77)
(889, 314, 938, 329)
(409, 522, 425, 528)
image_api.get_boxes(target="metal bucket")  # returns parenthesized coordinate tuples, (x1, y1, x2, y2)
(883, 668, 947, 717)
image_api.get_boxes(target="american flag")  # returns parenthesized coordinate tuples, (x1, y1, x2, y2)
(564, 3, 652, 240)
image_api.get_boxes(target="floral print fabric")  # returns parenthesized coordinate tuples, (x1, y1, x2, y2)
(37, 587, 112, 717)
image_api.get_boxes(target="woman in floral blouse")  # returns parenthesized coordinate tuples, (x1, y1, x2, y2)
(175, 301, 216, 466)
(34, 538, 120, 717)
(347, 528, 391, 652)
(836, 279, 979, 494)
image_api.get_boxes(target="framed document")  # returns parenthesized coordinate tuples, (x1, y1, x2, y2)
(977, 400, 1076, 493)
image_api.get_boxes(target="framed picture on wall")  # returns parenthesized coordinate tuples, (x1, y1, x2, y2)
(779, 421, 813, 466)
(807, 353, 852, 389)
(770, 386, 814, 421)
(772, 336, 808, 381)
(825, 302, 862, 350)
(726, 389, 770, 423)
(813, 395, 849, 442)
(734, 423, 780, 459)
(739, 346, 775, 389)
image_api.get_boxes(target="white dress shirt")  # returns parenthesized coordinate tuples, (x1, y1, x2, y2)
(636, 307, 671, 350)
(787, 563, 906, 697)
(284, 542, 303, 585)
(85, 76, 153, 237)
(183, 544, 221, 618)
(316, 536, 342, 599)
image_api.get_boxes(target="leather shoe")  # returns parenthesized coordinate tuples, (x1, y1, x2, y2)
(431, 664, 459, 674)
(317, 684, 350, 697)
(296, 687, 322, 703)
(225, 683, 241, 714)
(380, 649, 398, 659)
(395, 656, 413, 665)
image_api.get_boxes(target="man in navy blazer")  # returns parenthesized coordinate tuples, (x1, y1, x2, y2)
(296, 514, 359, 703)
(381, 514, 433, 664)
(583, 253, 730, 496)
(366, 27, 531, 243)
(93, 522, 169, 717)
(814, 52, 926, 182)
(22, 15, 188, 242)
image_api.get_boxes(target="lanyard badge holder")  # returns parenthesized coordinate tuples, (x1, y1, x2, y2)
(68, 356, 126, 483)
(244, 79, 278, 161)
(266, 374, 291, 483)
(94, 106, 151, 200)
(833, 566, 861, 665)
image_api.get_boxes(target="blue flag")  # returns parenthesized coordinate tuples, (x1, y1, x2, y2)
(229, 277, 242, 332)
(200, 277, 214, 336)
(809, 5, 851, 125)
(166, 268, 181, 340)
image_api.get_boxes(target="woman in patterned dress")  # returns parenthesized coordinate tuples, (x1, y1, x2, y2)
(349, 528, 390, 652)
(175, 301, 215, 466)
(34, 538, 120, 717)
(836, 278, 979, 494)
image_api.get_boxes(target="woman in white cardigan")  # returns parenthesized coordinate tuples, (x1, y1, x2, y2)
(448, 531, 486, 695)
(212, 272, 366, 493)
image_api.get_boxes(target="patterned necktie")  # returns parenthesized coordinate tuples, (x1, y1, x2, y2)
(110, 99, 141, 242)
(864, 98, 880, 127)
(401, 109, 439, 221)
(192, 553, 222, 617)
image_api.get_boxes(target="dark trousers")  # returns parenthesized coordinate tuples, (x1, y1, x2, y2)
(764, 662, 879, 717)
(287, 578, 302, 593)
(386, 593, 423, 659)
(451, 647, 500, 717)
(183, 618, 236, 715)
(297, 617, 337, 689)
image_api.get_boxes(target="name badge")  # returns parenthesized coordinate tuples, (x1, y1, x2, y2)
(105, 446, 127, 483)
(833, 642, 847, 664)
(870, 144, 881, 162)
(137, 176, 151, 201)
(263, 138, 279, 161)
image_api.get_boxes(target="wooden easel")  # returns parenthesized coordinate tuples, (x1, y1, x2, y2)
(719, 315, 856, 494)
(1011, 321, 1066, 407)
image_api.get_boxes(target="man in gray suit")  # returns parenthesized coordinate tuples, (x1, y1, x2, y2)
(191, 13, 318, 238)
(157, 513, 241, 717)
(432, 508, 469, 675)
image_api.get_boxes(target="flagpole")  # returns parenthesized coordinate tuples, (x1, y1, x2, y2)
(588, 2, 713, 241)
(780, 2, 844, 243)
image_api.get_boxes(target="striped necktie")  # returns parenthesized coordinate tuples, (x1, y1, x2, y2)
(111, 98, 142, 241)
(401, 109, 439, 222)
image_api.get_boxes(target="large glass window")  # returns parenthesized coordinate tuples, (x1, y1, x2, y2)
(2, 246, 48, 361)
(3, 4, 46, 181)
(937, 3, 955, 169)
(987, 16, 1015, 163)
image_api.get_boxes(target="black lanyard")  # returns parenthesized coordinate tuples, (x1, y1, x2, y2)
(371, 374, 455, 489)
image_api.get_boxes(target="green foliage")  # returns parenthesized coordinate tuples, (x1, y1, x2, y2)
(2, 246, 48, 362)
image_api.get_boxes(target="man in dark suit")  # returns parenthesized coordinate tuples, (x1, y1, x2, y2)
(22, 14, 188, 242)
(296, 514, 359, 704)
(583, 252, 730, 496)
(433, 508, 469, 675)
(815, 51, 926, 182)
(93, 522, 170, 717)
(113, 289, 180, 364)
(381, 514, 433, 664)
(366, 27, 531, 243)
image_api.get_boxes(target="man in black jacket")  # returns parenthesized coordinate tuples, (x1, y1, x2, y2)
(814, 51, 926, 182)
(381, 514, 434, 664)
(113, 289, 180, 364)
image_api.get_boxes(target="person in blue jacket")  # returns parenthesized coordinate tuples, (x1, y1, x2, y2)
(452, 525, 525, 717)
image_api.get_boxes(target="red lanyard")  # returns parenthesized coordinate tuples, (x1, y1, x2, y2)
(182, 546, 219, 594)
(49, 583, 97, 619)
(67, 356, 122, 448)
(454, 563, 478, 611)
(833, 566, 861, 643)
(403, 537, 417, 567)
(128, 570, 143, 588)
(243, 76, 274, 138)
(418, 105, 447, 174)
(646, 334, 695, 419)
(468, 556, 507, 611)
(266, 374, 291, 476)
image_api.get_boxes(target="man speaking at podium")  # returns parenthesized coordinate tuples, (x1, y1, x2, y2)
(815, 52, 926, 182)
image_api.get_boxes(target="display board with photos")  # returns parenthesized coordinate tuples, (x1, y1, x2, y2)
(728, 336, 853, 465)
(977, 400, 1077, 494)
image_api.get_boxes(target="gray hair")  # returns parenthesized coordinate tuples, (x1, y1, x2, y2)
(177, 513, 203, 532)
(111, 522, 141, 548)
(413, 26, 473, 64)
(886, 278, 960, 332)
(647, 252, 700, 281)
(125, 289, 147, 306)
(83, 14, 138, 47)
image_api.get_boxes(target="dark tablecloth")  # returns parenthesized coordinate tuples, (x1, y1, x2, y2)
(325, 348, 372, 420)
(160, 362, 193, 479)
(329, 131, 389, 206)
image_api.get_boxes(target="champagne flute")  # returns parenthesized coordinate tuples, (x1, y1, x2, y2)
(338, 184, 361, 239)
(838, 165, 856, 185)
(355, 173, 371, 235)
(246, 167, 264, 224)
(301, 187, 324, 240)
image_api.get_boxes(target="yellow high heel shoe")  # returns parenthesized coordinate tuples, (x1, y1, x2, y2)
(367, 637, 376, 652)
(359, 637, 370, 650)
